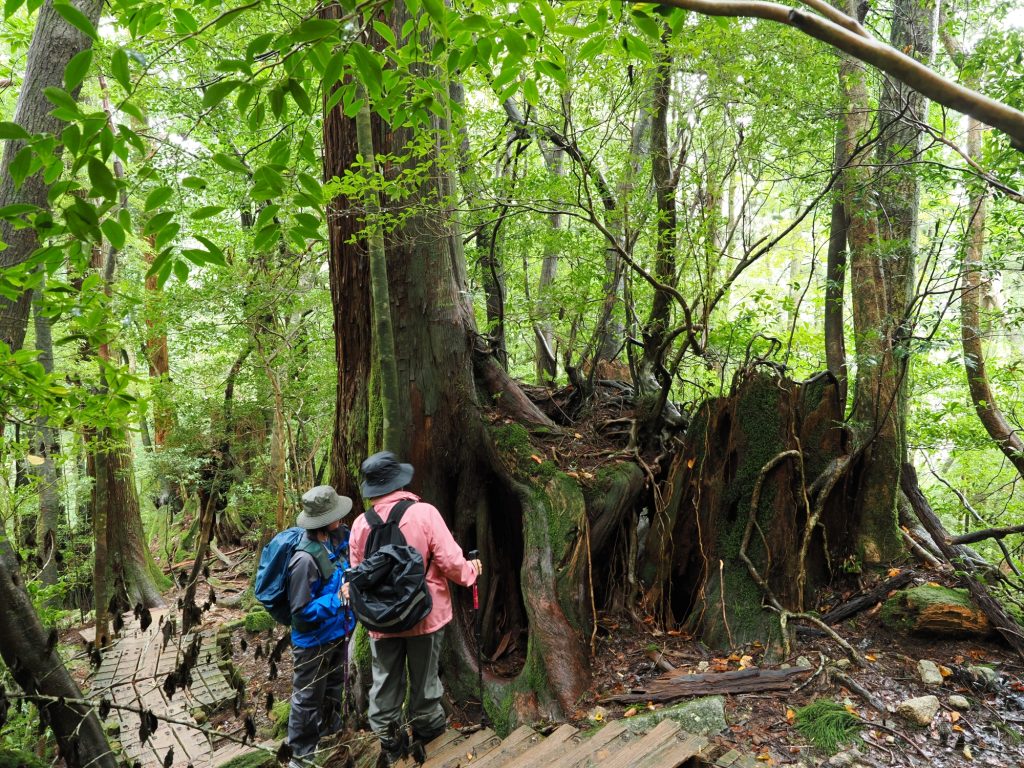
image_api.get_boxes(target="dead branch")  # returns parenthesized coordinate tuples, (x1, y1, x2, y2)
(599, 666, 813, 703)
(951, 524, 1024, 546)
(830, 668, 888, 713)
(821, 570, 917, 625)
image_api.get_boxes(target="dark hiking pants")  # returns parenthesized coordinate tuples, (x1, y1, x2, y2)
(368, 628, 446, 742)
(287, 636, 348, 759)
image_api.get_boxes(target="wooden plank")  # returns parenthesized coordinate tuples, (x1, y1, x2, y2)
(502, 723, 578, 768)
(595, 720, 680, 768)
(559, 721, 631, 768)
(420, 729, 497, 768)
(394, 729, 462, 767)
(632, 733, 707, 768)
(468, 725, 540, 768)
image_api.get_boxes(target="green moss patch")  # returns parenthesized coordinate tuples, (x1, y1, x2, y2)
(244, 609, 277, 634)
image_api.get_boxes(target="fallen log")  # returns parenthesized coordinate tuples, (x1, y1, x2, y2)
(600, 666, 813, 704)
(902, 463, 1024, 659)
(821, 570, 917, 625)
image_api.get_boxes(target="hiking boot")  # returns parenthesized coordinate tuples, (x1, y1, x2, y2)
(377, 724, 409, 768)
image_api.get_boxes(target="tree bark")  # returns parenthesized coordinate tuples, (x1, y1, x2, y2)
(331, 0, 592, 725)
(29, 285, 63, 587)
(641, 45, 678, 396)
(839, 11, 903, 564)
(323, 0, 379, 503)
(0, 540, 117, 768)
(0, 0, 104, 352)
(356, 92, 403, 450)
(960, 119, 1024, 478)
(534, 136, 564, 383)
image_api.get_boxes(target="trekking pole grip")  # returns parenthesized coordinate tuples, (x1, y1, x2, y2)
(468, 550, 480, 610)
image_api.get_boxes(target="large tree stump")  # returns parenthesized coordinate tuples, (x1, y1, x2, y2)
(646, 370, 854, 652)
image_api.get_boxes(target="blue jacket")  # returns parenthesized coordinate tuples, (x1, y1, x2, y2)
(287, 530, 357, 648)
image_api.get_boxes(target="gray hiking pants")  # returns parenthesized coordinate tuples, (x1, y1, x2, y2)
(288, 637, 348, 759)
(368, 628, 446, 741)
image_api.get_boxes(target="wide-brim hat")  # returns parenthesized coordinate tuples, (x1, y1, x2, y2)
(360, 451, 414, 498)
(297, 485, 353, 529)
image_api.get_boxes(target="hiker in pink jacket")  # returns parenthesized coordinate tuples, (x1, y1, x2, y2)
(346, 451, 481, 767)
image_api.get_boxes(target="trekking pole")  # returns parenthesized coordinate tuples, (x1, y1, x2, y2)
(468, 549, 489, 727)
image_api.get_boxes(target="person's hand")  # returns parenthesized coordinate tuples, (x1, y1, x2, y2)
(340, 582, 350, 602)
(470, 559, 482, 576)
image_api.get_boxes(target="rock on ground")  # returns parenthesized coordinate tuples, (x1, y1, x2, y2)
(896, 695, 940, 726)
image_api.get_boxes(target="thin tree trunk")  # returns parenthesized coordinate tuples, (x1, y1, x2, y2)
(840, 14, 904, 564)
(29, 285, 63, 586)
(357, 91, 403, 451)
(960, 119, 1024, 477)
(534, 138, 563, 382)
(0, 540, 117, 768)
(641, 44, 678, 393)
(0, 0, 104, 352)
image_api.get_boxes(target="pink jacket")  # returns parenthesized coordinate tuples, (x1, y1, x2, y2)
(349, 490, 477, 638)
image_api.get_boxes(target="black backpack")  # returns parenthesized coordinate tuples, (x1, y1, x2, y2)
(346, 500, 433, 633)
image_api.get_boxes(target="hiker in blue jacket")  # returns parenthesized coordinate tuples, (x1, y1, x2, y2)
(286, 485, 357, 768)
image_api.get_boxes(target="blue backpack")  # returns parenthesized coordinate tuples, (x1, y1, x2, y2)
(255, 527, 334, 625)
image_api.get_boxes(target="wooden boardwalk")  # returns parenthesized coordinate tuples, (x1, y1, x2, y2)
(88, 609, 253, 768)
(392, 718, 758, 768)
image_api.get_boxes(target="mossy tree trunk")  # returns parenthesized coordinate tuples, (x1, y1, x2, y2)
(328, 0, 602, 729)
(645, 371, 853, 652)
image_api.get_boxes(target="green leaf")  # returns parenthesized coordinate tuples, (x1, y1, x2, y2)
(111, 48, 131, 91)
(422, 0, 446, 32)
(194, 235, 226, 266)
(182, 176, 207, 190)
(87, 158, 117, 200)
(287, 78, 312, 115)
(145, 246, 173, 278)
(212, 152, 248, 174)
(144, 186, 173, 212)
(534, 58, 567, 86)
(171, 7, 198, 33)
(154, 221, 180, 250)
(118, 100, 145, 121)
(63, 49, 93, 91)
(501, 29, 527, 60)
(191, 205, 225, 220)
(101, 218, 125, 250)
(292, 18, 337, 42)
(0, 121, 29, 140)
(372, 20, 397, 48)
(269, 86, 286, 119)
(202, 78, 241, 109)
(351, 43, 383, 99)
(53, 1, 97, 39)
(143, 210, 174, 237)
(630, 9, 663, 40)
(4, 0, 25, 19)
(297, 173, 322, 203)
(43, 87, 79, 113)
(518, 3, 543, 35)
(9, 147, 32, 188)
(173, 259, 190, 282)
(523, 77, 539, 105)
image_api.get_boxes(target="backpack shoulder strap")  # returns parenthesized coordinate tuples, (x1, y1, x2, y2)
(295, 539, 334, 581)
(365, 507, 384, 527)
(388, 499, 416, 525)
